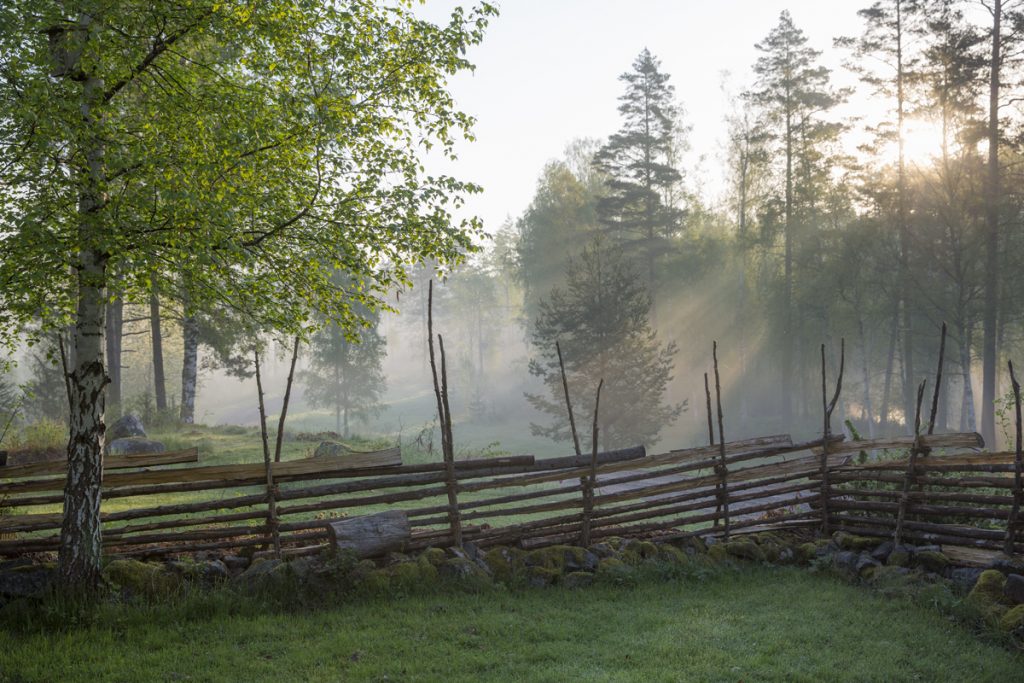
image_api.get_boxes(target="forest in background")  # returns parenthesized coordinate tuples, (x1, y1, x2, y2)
(5, 0, 1024, 457)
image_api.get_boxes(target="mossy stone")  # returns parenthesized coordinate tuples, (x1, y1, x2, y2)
(887, 550, 911, 568)
(724, 540, 765, 562)
(389, 560, 436, 590)
(595, 557, 635, 586)
(707, 544, 730, 563)
(796, 543, 818, 563)
(833, 531, 877, 552)
(968, 569, 1010, 606)
(420, 547, 447, 567)
(483, 547, 516, 584)
(438, 558, 491, 592)
(656, 544, 687, 565)
(525, 545, 588, 571)
(621, 540, 658, 565)
(998, 604, 1024, 632)
(102, 559, 179, 598)
(525, 565, 560, 587)
(563, 571, 595, 589)
(914, 550, 949, 573)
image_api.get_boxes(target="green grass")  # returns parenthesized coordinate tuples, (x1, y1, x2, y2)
(1, 567, 1021, 682)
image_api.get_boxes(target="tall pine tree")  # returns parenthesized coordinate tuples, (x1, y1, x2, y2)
(748, 11, 844, 422)
(594, 49, 686, 325)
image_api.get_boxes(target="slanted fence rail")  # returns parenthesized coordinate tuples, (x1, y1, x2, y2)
(2, 428, 1016, 560)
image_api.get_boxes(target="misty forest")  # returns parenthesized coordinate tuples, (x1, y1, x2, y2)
(2, 2, 1024, 681)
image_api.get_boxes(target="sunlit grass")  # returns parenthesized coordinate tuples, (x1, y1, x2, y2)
(1, 566, 1020, 682)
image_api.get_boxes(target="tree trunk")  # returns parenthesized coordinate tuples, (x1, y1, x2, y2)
(179, 313, 199, 424)
(150, 291, 167, 412)
(782, 103, 794, 424)
(960, 320, 977, 433)
(981, 0, 1002, 448)
(104, 296, 123, 414)
(859, 317, 876, 438)
(58, 38, 108, 589)
(895, 0, 917, 434)
(880, 307, 899, 434)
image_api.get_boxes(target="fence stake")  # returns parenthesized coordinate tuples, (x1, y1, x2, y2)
(820, 340, 844, 537)
(427, 280, 462, 547)
(254, 348, 281, 558)
(1005, 361, 1022, 556)
(894, 380, 926, 548)
(712, 342, 729, 539)
(580, 379, 603, 547)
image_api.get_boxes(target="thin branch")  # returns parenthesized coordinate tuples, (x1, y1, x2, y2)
(273, 335, 301, 464)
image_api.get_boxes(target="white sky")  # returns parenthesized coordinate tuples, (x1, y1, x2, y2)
(417, 0, 882, 236)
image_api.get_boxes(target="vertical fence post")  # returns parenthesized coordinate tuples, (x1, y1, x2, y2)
(427, 281, 462, 547)
(580, 380, 603, 547)
(820, 340, 844, 537)
(254, 348, 281, 558)
(1005, 361, 1022, 556)
(712, 342, 730, 539)
(894, 380, 926, 548)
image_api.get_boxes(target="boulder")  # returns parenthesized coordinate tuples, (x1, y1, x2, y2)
(107, 413, 146, 442)
(314, 441, 352, 458)
(1003, 573, 1024, 605)
(948, 567, 984, 593)
(968, 569, 1010, 606)
(999, 604, 1024, 632)
(103, 559, 179, 598)
(0, 566, 53, 601)
(914, 550, 949, 573)
(438, 558, 490, 590)
(106, 437, 166, 456)
(563, 571, 595, 589)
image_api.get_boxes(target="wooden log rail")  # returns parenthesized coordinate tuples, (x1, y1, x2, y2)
(1, 424, 1020, 560)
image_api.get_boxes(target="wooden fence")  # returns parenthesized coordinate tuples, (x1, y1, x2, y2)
(1, 427, 1016, 560)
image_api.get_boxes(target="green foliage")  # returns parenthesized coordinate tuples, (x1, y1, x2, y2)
(0, 0, 497, 348)
(300, 301, 387, 438)
(526, 240, 684, 449)
(594, 49, 686, 298)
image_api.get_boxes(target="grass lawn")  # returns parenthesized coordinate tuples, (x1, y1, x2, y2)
(2, 567, 1021, 682)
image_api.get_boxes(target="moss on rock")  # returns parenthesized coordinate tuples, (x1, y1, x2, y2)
(887, 550, 911, 568)
(620, 540, 658, 565)
(563, 571, 595, 589)
(102, 559, 180, 598)
(483, 547, 517, 584)
(914, 550, 949, 573)
(724, 540, 765, 562)
(420, 548, 447, 567)
(833, 531, 877, 552)
(969, 569, 1011, 605)
(998, 604, 1024, 632)
(707, 543, 730, 563)
(525, 565, 560, 588)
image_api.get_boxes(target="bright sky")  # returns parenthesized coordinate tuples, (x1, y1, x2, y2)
(416, 0, 899, 236)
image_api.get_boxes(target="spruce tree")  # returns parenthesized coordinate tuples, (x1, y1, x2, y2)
(526, 240, 683, 450)
(593, 49, 685, 322)
(301, 309, 387, 438)
(747, 11, 844, 422)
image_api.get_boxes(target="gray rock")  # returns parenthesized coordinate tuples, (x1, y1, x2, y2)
(870, 541, 894, 562)
(106, 437, 166, 456)
(987, 558, 1024, 575)
(222, 555, 249, 574)
(833, 550, 860, 573)
(588, 542, 617, 559)
(314, 441, 352, 458)
(948, 567, 984, 592)
(438, 558, 489, 583)
(107, 414, 146, 441)
(0, 567, 53, 599)
(235, 558, 283, 587)
(1004, 574, 1024, 604)
(855, 554, 881, 576)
